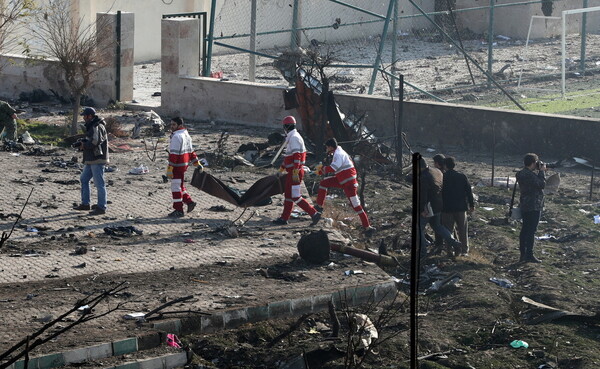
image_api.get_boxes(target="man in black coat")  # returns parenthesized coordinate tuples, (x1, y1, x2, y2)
(418, 157, 461, 259)
(441, 156, 475, 256)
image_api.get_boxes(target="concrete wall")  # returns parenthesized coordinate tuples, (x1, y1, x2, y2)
(334, 94, 600, 162)
(162, 17, 292, 128)
(161, 15, 600, 162)
(94, 12, 135, 103)
(80, 0, 205, 62)
(457, 0, 600, 39)
(0, 12, 134, 107)
(161, 9, 600, 163)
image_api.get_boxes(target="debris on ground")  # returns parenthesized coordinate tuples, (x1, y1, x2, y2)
(489, 277, 514, 288)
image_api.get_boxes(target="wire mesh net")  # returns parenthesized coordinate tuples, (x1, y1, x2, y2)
(209, 0, 600, 115)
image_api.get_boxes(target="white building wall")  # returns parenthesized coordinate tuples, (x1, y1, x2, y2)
(456, 0, 600, 39)
(8, 0, 206, 63)
(80, 0, 206, 62)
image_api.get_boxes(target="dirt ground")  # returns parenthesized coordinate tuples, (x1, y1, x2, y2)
(177, 148, 600, 369)
(2, 103, 600, 368)
(2, 30, 600, 369)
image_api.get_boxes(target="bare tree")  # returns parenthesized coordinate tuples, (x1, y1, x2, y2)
(0, 0, 34, 72)
(28, 0, 115, 134)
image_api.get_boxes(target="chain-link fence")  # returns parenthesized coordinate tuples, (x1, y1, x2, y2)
(208, 0, 600, 113)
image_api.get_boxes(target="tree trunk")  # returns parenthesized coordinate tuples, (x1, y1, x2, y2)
(71, 94, 82, 135)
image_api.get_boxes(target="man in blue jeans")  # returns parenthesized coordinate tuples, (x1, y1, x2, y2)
(516, 153, 547, 263)
(418, 157, 461, 259)
(72, 107, 109, 215)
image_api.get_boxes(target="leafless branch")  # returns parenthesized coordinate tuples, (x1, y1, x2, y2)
(144, 295, 195, 320)
(0, 187, 33, 249)
(0, 282, 128, 368)
(0, 0, 33, 72)
(27, 0, 117, 134)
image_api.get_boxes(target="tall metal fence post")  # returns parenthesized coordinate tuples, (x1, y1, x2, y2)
(116, 10, 121, 102)
(204, 0, 218, 77)
(391, 0, 398, 79)
(249, 0, 257, 82)
(487, 0, 495, 88)
(580, 0, 589, 74)
(290, 0, 300, 50)
(368, 0, 396, 95)
(396, 74, 404, 174)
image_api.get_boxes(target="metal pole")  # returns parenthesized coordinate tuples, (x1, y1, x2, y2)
(204, 0, 218, 77)
(580, 0, 588, 74)
(590, 165, 595, 201)
(447, 0, 475, 85)
(561, 10, 566, 97)
(396, 74, 404, 174)
(290, 0, 300, 49)
(368, 0, 396, 94)
(391, 0, 398, 76)
(116, 11, 122, 102)
(249, 0, 257, 82)
(487, 0, 495, 88)
(202, 13, 208, 76)
(410, 152, 421, 369)
(491, 122, 495, 187)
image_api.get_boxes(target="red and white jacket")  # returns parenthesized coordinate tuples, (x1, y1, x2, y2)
(324, 146, 357, 186)
(168, 128, 199, 172)
(282, 129, 306, 172)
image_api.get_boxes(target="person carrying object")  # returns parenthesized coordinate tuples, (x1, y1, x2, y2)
(72, 107, 109, 215)
(0, 100, 18, 142)
(314, 138, 375, 236)
(272, 116, 321, 226)
(166, 117, 202, 218)
(515, 153, 547, 263)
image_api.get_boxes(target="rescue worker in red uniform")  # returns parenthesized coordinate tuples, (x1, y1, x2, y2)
(273, 116, 322, 226)
(166, 117, 202, 217)
(315, 138, 375, 235)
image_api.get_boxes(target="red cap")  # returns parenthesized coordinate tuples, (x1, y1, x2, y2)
(281, 116, 296, 125)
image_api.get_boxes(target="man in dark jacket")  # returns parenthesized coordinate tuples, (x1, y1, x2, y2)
(418, 157, 461, 259)
(516, 153, 546, 263)
(441, 156, 475, 256)
(72, 107, 109, 215)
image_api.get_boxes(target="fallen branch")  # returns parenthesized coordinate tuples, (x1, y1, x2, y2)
(0, 188, 33, 249)
(0, 282, 128, 369)
(267, 313, 312, 348)
(145, 310, 211, 322)
(144, 295, 194, 320)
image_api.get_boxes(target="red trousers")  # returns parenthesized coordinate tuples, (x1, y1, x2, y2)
(171, 171, 193, 211)
(316, 176, 371, 228)
(280, 169, 317, 221)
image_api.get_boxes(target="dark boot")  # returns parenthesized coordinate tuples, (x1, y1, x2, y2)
(525, 246, 541, 263)
(519, 244, 527, 262)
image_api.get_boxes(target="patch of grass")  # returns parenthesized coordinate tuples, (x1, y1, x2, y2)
(487, 87, 600, 115)
(17, 119, 69, 146)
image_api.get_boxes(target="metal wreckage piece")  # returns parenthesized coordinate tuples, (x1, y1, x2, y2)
(276, 53, 391, 163)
